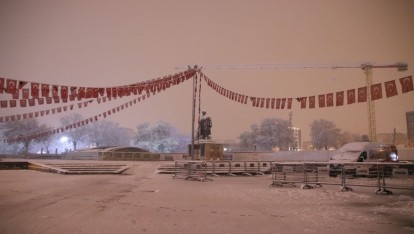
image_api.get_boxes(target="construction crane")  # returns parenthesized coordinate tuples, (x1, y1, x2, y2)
(179, 62, 408, 143)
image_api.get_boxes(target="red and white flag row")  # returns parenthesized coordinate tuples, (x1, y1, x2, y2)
(0, 69, 197, 108)
(202, 72, 413, 110)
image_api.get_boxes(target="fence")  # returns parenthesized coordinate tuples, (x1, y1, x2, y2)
(173, 161, 212, 182)
(269, 162, 414, 194)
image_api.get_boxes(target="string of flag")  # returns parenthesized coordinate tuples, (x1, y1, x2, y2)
(200, 71, 413, 109)
(1, 69, 198, 143)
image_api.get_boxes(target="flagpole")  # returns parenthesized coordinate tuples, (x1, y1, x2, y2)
(190, 66, 197, 160)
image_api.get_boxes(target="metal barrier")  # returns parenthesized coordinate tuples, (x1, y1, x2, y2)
(173, 160, 212, 182)
(269, 162, 414, 194)
(205, 161, 271, 176)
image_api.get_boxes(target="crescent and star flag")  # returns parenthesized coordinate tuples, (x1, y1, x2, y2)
(347, 89, 356, 104)
(309, 96, 315, 108)
(358, 87, 367, 103)
(336, 91, 344, 106)
(326, 93, 334, 107)
(370, 83, 383, 100)
(384, 80, 398, 98)
(399, 76, 413, 93)
(318, 94, 325, 108)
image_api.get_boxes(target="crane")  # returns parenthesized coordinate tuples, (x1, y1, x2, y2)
(179, 62, 408, 143)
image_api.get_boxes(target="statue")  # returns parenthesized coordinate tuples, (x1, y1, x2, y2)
(198, 111, 212, 140)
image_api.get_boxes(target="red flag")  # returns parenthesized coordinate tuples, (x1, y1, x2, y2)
(61, 86, 68, 99)
(399, 76, 413, 93)
(336, 91, 344, 106)
(300, 97, 307, 109)
(41, 84, 50, 97)
(326, 93, 334, 107)
(0, 78, 4, 93)
(276, 98, 281, 109)
(280, 98, 286, 109)
(370, 83, 382, 100)
(20, 99, 27, 107)
(46, 97, 52, 104)
(384, 80, 398, 98)
(358, 87, 367, 103)
(106, 88, 112, 97)
(29, 99, 35, 106)
(6, 79, 17, 94)
(78, 87, 86, 99)
(309, 96, 315, 108)
(347, 89, 355, 104)
(10, 100, 17, 107)
(37, 98, 44, 105)
(86, 88, 93, 98)
(271, 98, 275, 109)
(12, 91, 20, 99)
(318, 95, 325, 108)
(52, 85, 59, 98)
(21, 89, 29, 99)
(287, 98, 293, 109)
(31, 82, 39, 98)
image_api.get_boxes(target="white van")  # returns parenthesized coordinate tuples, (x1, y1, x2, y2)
(328, 142, 398, 177)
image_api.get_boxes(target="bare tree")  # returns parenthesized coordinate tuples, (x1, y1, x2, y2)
(1, 119, 46, 153)
(60, 113, 87, 150)
(310, 119, 341, 150)
(133, 121, 189, 153)
(239, 118, 293, 151)
(87, 120, 132, 147)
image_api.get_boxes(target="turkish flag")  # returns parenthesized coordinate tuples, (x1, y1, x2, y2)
(358, 87, 367, 103)
(106, 87, 112, 97)
(271, 98, 275, 109)
(0, 78, 4, 93)
(29, 99, 35, 106)
(41, 84, 50, 97)
(280, 98, 286, 109)
(300, 97, 307, 109)
(287, 98, 293, 109)
(318, 94, 325, 108)
(347, 89, 355, 104)
(31, 82, 39, 98)
(12, 91, 20, 99)
(46, 97, 52, 104)
(370, 83, 383, 100)
(52, 85, 59, 98)
(276, 98, 281, 109)
(336, 91, 344, 106)
(399, 76, 413, 93)
(61, 86, 68, 99)
(326, 93, 334, 107)
(7, 79, 17, 94)
(21, 89, 29, 99)
(20, 99, 27, 107)
(384, 80, 398, 98)
(37, 98, 44, 105)
(78, 87, 86, 99)
(10, 100, 17, 107)
(309, 96, 315, 109)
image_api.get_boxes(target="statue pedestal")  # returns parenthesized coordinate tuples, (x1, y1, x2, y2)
(188, 141, 224, 160)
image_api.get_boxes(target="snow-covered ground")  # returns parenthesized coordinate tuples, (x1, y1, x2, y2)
(0, 160, 413, 233)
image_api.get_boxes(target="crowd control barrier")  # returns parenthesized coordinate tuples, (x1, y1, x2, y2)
(269, 162, 414, 194)
(173, 161, 212, 181)
(205, 161, 271, 176)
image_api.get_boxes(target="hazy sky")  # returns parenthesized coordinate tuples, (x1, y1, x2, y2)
(1, 0, 413, 142)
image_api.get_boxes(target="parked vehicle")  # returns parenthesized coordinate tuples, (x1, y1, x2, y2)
(328, 142, 398, 177)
